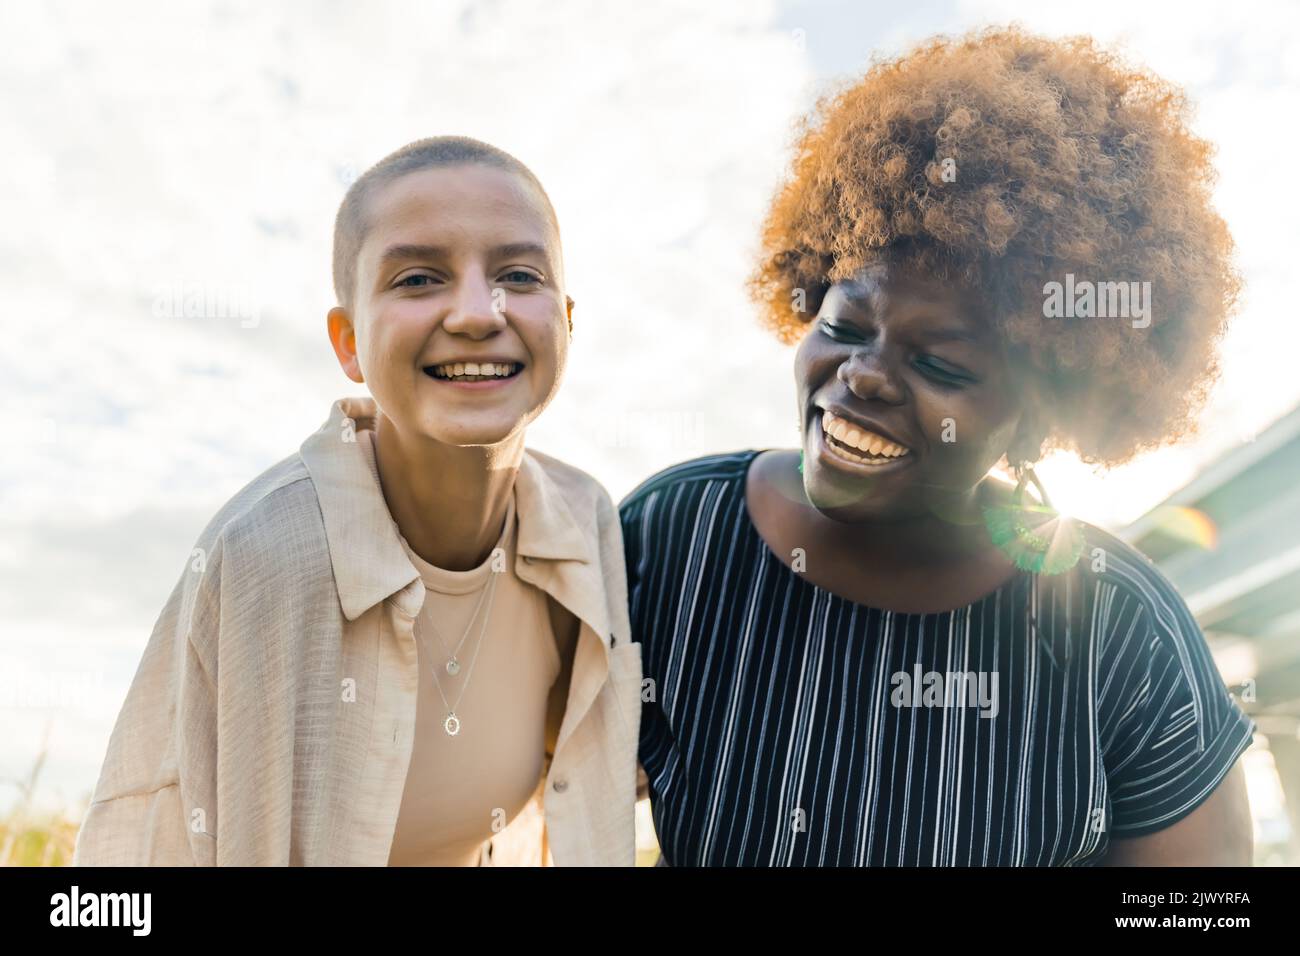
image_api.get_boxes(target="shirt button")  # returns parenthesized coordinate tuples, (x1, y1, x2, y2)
(553, 778, 568, 793)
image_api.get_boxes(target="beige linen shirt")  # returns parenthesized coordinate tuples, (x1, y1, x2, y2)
(73, 396, 642, 866)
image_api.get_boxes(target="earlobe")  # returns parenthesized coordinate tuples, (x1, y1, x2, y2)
(1003, 377, 1051, 465)
(1006, 415, 1048, 467)
(326, 306, 365, 384)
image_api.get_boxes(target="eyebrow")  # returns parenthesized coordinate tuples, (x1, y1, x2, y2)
(377, 241, 552, 269)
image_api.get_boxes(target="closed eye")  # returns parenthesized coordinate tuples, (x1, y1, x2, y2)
(821, 318, 979, 386)
(818, 318, 866, 343)
(913, 356, 978, 387)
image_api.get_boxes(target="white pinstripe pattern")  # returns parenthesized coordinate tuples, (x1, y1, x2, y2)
(622, 451, 1256, 866)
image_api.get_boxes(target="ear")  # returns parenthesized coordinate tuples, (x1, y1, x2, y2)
(326, 306, 365, 384)
(1006, 405, 1050, 466)
(995, 360, 1052, 465)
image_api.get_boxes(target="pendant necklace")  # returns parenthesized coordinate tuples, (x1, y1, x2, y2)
(424, 566, 496, 678)
(425, 568, 500, 736)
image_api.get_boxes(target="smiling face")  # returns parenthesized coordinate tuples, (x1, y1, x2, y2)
(328, 163, 571, 447)
(795, 262, 1030, 523)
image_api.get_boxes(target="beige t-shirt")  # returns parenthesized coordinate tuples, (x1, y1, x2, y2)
(375, 437, 560, 867)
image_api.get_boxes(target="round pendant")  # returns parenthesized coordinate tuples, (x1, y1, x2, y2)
(446, 657, 461, 676)
(444, 713, 461, 736)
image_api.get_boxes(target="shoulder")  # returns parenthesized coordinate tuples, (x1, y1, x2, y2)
(1072, 522, 1199, 639)
(523, 447, 621, 537)
(618, 449, 762, 515)
(1069, 522, 1235, 712)
(191, 452, 328, 574)
(525, 446, 609, 504)
(522, 447, 628, 570)
(173, 452, 333, 659)
(1073, 527, 1255, 835)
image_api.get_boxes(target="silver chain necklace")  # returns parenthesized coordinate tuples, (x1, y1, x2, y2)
(422, 569, 496, 678)
(424, 568, 500, 736)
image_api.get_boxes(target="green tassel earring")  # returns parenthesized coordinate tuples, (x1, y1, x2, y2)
(982, 462, 1085, 575)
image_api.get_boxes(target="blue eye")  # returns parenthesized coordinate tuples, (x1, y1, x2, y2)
(397, 274, 437, 288)
(500, 270, 541, 284)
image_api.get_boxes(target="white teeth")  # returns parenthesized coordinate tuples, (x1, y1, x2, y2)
(820, 411, 909, 460)
(827, 441, 873, 465)
(430, 362, 520, 380)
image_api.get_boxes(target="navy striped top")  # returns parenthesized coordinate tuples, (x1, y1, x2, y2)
(619, 450, 1256, 866)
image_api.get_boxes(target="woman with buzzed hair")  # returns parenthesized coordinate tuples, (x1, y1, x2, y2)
(77, 136, 642, 866)
(622, 27, 1255, 866)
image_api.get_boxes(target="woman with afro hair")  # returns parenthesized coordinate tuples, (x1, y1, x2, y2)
(620, 26, 1255, 866)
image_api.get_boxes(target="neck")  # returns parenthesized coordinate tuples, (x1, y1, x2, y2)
(372, 411, 524, 572)
(780, 454, 1006, 567)
(836, 492, 995, 568)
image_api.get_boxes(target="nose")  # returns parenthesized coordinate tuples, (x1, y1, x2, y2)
(443, 270, 507, 338)
(838, 350, 905, 404)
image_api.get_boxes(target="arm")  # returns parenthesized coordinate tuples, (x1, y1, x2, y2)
(74, 539, 221, 866)
(1101, 760, 1252, 866)
(1096, 559, 1258, 867)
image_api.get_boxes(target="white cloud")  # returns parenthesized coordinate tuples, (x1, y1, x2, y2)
(0, 0, 810, 811)
(3, 0, 1296, 810)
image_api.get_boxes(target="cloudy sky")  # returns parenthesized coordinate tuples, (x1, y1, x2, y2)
(2, 0, 1297, 814)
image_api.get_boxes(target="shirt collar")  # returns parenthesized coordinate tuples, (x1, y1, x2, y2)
(299, 396, 592, 622)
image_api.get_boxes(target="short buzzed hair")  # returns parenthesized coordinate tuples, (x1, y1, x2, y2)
(331, 135, 560, 311)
